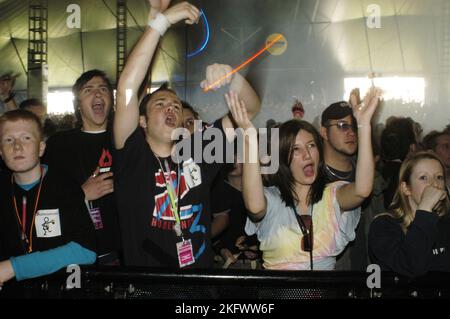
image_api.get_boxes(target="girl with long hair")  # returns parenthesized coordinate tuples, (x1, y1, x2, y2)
(369, 152, 450, 277)
(225, 87, 381, 270)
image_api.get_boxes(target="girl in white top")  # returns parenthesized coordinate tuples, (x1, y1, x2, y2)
(225, 88, 381, 270)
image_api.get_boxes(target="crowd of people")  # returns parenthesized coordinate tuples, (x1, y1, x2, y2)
(0, 0, 449, 287)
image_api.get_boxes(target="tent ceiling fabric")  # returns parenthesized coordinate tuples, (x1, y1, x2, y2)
(0, 0, 445, 90)
(0, 0, 181, 89)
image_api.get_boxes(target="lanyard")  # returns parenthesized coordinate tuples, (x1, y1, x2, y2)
(292, 205, 314, 270)
(11, 167, 45, 253)
(21, 196, 26, 236)
(155, 156, 182, 225)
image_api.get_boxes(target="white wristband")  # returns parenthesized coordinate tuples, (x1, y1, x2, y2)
(148, 13, 171, 37)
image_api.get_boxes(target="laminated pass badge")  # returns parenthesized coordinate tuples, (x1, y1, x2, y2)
(89, 207, 104, 230)
(182, 158, 202, 188)
(176, 239, 195, 268)
(35, 209, 62, 238)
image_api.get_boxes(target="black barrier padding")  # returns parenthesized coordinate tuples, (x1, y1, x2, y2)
(1, 267, 450, 299)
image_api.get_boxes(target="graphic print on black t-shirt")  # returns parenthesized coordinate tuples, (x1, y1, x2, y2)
(150, 161, 208, 261)
(152, 166, 188, 229)
(99, 148, 113, 173)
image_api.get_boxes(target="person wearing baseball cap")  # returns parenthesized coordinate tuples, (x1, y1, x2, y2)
(320, 101, 358, 182)
(320, 100, 362, 271)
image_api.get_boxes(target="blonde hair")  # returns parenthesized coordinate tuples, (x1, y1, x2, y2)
(386, 151, 449, 233)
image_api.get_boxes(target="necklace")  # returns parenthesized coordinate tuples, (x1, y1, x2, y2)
(325, 164, 353, 180)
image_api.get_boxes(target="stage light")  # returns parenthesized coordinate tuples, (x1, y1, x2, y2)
(47, 91, 74, 114)
(344, 76, 425, 106)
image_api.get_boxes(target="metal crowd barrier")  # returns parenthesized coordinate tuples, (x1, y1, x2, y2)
(1, 267, 450, 299)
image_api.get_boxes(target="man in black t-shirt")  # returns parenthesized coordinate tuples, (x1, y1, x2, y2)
(44, 70, 121, 264)
(113, 1, 260, 268)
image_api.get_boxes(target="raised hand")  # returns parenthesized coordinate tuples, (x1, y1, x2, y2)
(163, 1, 200, 26)
(149, 0, 171, 12)
(225, 91, 254, 131)
(200, 64, 233, 91)
(349, 88, 361, 108)
(351, 86, 382, 125)
(148, 0, 171, 20)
